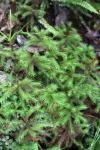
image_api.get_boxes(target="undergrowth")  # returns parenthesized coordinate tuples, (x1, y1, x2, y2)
(0, 0, 100, 149)
(0, 21, 100, 149)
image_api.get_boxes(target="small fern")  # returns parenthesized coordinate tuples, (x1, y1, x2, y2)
(52, 0, 98, 14)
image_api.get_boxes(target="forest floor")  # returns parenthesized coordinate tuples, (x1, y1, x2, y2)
(0, 1, 100, 150)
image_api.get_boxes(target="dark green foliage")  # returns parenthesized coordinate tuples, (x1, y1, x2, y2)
(0, 22, 99, 149)
(15, 0, 99, 29)
(52, 0, 98, 13)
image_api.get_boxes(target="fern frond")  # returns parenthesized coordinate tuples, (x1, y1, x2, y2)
(53, 0, 98, 14)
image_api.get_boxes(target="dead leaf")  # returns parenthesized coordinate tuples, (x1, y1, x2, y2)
(0, 71, 8, 84)
(55, 8, 68, 26)
(27, 45, 44, 54)
(16, 35, 26, 46)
